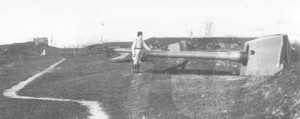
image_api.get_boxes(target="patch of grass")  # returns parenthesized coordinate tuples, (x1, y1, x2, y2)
(0, 56, 88, 119)
(20, 54, 132, 118)
(0, 99, 87, 119)
(0, 56, 60, 91)
(171, 75, 249, 119)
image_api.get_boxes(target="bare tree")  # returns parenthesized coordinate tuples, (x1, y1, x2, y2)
(205, 19, 215, 36)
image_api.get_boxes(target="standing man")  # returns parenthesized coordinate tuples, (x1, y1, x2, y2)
(131, 31, 151, 73)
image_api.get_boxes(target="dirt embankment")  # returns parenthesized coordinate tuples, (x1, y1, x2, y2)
(229, 43, 300, 119)
(229, 60, 300, 119)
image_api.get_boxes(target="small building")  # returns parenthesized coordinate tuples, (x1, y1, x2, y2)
(33, 37, 48, 46)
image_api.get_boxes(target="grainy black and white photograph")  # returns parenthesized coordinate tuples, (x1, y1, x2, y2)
(0, 0, 300, 119)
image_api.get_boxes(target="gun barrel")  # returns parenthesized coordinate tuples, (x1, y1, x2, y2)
(146, 51, 248, 63)
(112, 48, 248, 63)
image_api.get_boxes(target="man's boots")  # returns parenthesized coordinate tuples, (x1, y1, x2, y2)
(132, 64, 141, 73)
(132, 64, 136, 72)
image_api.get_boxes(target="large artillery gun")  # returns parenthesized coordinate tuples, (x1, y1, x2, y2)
(107, 34, 296, 76)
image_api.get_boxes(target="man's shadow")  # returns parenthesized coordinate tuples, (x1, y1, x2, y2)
(131, 70, 191, 119)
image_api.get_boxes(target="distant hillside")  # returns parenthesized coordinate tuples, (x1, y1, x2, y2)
(146, 37, 256, 51)
(0, 42, 61, 56)
(0, 42, 67, 65)
(103, 37, 256, 49)
(85, 37, 257, 54)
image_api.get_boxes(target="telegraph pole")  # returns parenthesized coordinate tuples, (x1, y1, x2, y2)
(190, 27, 193, 40)
(50, 32, 53, 46)
(101, 23, 104, 44)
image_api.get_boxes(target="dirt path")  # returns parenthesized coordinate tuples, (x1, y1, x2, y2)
(2, 58, 109, 119)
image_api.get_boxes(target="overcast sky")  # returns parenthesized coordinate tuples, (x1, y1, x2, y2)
(0, 0, 299, 47)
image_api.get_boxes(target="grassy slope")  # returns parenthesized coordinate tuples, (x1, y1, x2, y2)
(0, 56, 88, 119)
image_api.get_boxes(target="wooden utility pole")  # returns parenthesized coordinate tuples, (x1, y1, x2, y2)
(101, 23, 104, 44)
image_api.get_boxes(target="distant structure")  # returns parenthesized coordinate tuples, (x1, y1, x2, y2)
(40, 49, 46, 56)
(33, 37, 48, 46)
